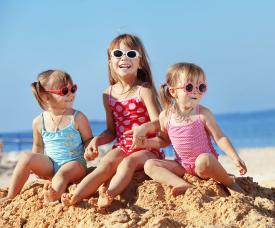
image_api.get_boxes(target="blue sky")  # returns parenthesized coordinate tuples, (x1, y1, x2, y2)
(1, 0, 275, 132)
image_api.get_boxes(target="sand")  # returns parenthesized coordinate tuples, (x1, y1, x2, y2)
(0, 147, 275, 227)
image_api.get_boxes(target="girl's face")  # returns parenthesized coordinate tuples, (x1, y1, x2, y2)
(109, 42, 141, 79)
(46, 82, 76, 110)
(170, 75, 206, 109)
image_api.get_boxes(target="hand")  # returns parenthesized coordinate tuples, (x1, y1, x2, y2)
(84, 138, 99, 161)
(124, 125, 149, 150)
(233, 157, 247, 175)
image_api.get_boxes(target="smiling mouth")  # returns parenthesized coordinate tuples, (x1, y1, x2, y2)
(119, 64, 131, 69)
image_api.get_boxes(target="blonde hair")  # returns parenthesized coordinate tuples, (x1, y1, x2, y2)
(160, 62, 206, 111)
(107, 33, 160, 108)
(31, 70, 73, 110)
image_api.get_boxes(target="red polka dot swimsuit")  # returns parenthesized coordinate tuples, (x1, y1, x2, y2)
(109, 85, 164, 158)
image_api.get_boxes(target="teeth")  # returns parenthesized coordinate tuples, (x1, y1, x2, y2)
(119, 64, 130, 68)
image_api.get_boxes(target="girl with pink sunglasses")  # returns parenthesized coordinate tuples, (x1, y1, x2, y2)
(127, 62, 247, 196)
(0, 70, 93, 204)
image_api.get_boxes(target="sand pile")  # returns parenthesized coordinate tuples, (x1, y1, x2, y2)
(1, 171, 275, 228)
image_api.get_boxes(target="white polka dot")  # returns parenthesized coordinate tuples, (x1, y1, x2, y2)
(123, 120, 130, 125)
(118, 117, 123, 121)
(130, 114, 138, 119)
(113, 112, 118, 117)
(123, 110, 130, 116)
(121, 101, 128, 105)
(119, 126, 125, 132)
(116, 105, 123, 112)
(137, 108, 144, 113)
(129, 103, 136, 110)
(132, 123, 139, 129)
(138, 117, 145, 123)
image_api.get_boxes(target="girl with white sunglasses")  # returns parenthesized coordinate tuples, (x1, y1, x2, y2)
(61, 33, 163, 208)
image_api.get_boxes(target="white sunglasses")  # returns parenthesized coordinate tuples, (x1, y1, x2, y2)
(111, 49, 140, 59)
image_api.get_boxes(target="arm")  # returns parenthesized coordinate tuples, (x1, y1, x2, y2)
(32, 116, 44, 154)
(85, 91, 116, 160)
(74, 111, 93, 148)
(201, 107, 247, 175)
(141, 110, 171, 149)
(126, 86, 161, 149)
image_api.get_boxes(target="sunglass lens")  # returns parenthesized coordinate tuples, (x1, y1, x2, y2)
(127, 51, 137, 58)
(61, 87, 69, 96)
(185, 83, 193, 92)
(113, 50, 123, 58)
(71, 85, 77, 93)
(199, 84, 207, 93)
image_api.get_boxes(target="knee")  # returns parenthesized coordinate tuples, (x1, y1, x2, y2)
(117, 156, 137, 172)
(195, 153, 216, 177)
(144, 159, 158, 176)
(98, 158, 118, 174)
(19, 152, 34, 167)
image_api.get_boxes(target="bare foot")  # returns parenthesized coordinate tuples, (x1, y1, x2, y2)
(172, 184, 192, 197)
(61, 193, 80, 206)
(97, 189, 113, 208)
(43, 181, 58, 202)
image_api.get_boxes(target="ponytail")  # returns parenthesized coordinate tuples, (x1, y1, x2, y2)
(159, 83, 173, 111)
(31, 81, 47, 110)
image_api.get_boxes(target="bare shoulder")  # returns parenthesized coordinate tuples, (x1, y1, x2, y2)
(74, 111, 89, 122)
(74, 110, 90, 129)
(32, 114, 42, 131)
(199, 105, 215, 122)
(139, 83, 154, 97)
(159, 109, 169, 130)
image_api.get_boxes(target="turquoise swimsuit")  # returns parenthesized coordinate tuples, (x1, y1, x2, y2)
(41, 110, 87, 173)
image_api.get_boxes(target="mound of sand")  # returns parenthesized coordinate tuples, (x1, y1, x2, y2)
(1, 171, 275, 227)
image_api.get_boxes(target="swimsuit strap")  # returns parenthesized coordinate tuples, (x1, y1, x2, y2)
(138, 82, 150, 97)
(195, 105, 202, 122)
(108, 86, 113, 105)
(166, 110, 173, 130)
(40, 113, 45, 131)
(71, 110, 79, 124)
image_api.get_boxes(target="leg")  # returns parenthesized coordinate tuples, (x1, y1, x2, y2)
(43, 160, 86, 202)
(145, 159, 193, 197)
(195, 153, 245, 193)
(98, 150, 158, 207)
(61, 148, 125, 206)
(0, 152, 53, 203)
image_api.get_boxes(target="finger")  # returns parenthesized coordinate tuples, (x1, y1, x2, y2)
(124, 130, 133, 135)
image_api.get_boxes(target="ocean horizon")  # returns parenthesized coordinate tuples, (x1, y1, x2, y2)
(1, 109, 275, 157)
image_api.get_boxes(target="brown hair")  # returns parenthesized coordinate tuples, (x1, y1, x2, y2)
(31, 70, 73, 110)
(160, 62, 206, 111)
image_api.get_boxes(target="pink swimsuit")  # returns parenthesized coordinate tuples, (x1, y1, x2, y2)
(109, 85, 164, 158)
(167, 105, 218, 175)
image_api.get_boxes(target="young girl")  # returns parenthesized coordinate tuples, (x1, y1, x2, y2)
(0, 70, 93, 203)
(128, 63, 247, 196)
(61, 33, 163, 208)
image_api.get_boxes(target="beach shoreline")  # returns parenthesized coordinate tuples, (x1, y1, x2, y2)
(1, 146, 274, 188)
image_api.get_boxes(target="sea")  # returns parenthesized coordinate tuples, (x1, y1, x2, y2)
(1, 109, 274, 157)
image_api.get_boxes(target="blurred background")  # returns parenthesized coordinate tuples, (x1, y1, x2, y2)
(1, 0, 274, 154)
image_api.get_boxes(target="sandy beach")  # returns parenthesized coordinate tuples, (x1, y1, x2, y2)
(0, 147, 275, 227)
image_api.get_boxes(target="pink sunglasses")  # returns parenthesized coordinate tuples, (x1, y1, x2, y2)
(45, 84, 77, 96)
(174, 82, 207, 95)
